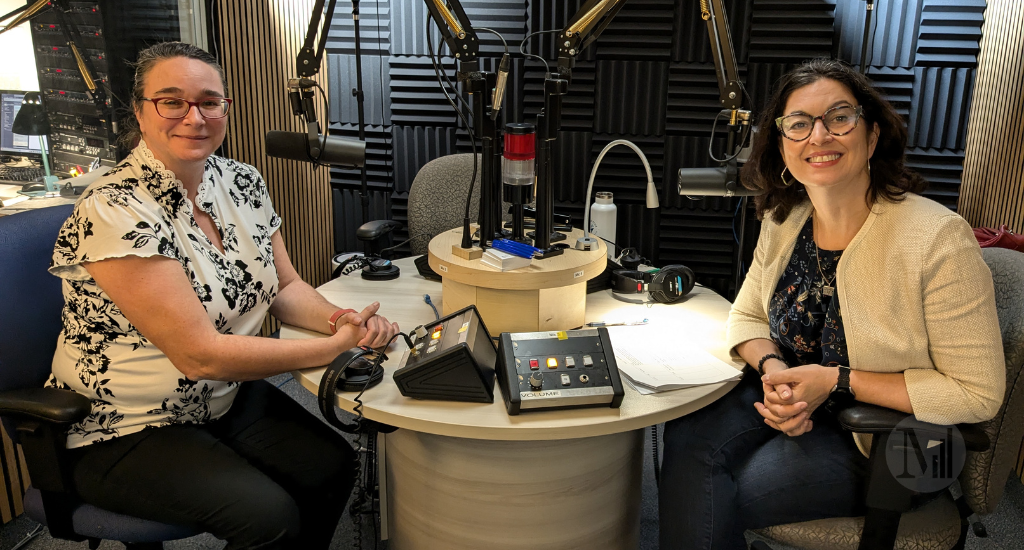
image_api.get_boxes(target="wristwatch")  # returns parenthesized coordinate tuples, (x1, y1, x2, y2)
(830, 366, 856, 399)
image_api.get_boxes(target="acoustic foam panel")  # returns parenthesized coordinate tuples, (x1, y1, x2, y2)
(326, 0, 391, 56)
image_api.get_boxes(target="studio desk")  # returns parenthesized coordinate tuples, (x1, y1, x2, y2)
(282, 231, 743, 550)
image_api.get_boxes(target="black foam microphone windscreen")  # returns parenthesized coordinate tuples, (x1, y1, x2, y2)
(265, 130, 366, 168)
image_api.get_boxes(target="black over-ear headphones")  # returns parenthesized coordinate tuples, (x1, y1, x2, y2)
(611, 264, 696, 304)
(317, 346, 385, 433)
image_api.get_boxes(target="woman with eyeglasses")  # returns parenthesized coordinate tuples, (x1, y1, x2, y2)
(658, 58, 1004, 549)
(46, 42, 398, 549)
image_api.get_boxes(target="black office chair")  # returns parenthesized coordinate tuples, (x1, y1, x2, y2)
(752, 247, 1024, 550)
(0, 205, 201, 549)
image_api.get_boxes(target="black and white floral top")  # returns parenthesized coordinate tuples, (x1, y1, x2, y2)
(767, 216, 849, 368)
(48, 140, 282, 448)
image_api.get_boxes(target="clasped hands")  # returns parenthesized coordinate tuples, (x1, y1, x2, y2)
(754, 365, 839, 437)
(331, 301, 400, 349)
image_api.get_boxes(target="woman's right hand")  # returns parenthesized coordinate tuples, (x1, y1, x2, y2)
(329, 302, 377, 349)
(329, 301, 400, 350)
(756, 359, 814, 436)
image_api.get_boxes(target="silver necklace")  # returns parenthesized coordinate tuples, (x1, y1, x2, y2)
(814, 241, 837, 297)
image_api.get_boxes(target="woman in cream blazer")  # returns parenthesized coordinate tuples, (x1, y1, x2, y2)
(658, 59, 1004, 550)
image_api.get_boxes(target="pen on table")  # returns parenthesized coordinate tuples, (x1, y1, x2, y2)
(586, 318, 649, 327)
(491, 239, 542, 259)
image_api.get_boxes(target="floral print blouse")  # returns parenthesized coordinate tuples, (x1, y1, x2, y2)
(48, 140, 282, 448)
(768, 216, 849, 368)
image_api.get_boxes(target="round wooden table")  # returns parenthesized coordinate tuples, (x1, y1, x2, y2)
(427, 227, 607, 335)
(282, 256, 742, 550)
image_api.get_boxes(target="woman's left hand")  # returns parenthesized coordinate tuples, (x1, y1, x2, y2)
(761, 365, 839, 419)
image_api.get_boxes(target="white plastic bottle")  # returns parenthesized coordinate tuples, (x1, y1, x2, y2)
(589, 191, 617, 260)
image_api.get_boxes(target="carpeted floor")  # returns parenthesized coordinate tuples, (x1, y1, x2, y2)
(3, 374, 1022, 550)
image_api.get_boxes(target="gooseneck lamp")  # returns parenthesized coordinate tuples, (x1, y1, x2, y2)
(576, 139, 660, 252)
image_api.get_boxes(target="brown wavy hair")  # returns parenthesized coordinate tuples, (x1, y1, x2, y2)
(118, 42, 227, 149)
(741, 58, 926, 222)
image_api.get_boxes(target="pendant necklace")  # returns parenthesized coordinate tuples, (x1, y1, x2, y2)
(813, 216, 838, 297)
(814, 242, 836, 297)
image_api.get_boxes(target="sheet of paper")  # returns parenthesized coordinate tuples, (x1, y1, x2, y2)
(607, 325, 741, 391)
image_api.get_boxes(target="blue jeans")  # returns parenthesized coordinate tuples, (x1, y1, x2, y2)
(659, 369, 869, 550)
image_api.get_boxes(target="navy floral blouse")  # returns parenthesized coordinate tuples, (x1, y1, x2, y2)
(768, 216, 849, 367)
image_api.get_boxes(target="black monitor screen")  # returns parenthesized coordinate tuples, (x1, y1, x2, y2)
(1, 92, 48, 157)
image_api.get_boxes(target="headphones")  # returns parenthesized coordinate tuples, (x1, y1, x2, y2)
(317, 346, 385, 433)
(331, 254, 401, 281)
(611, 264, 696, 304)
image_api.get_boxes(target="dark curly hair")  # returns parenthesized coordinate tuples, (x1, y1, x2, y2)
(741, 58, 926, 222)
(118, 42, 227, 149)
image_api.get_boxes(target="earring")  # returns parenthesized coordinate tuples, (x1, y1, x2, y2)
(780, 166, 795, 187)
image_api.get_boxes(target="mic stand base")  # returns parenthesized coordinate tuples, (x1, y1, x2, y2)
(361, 263, 401, 281)
(532, 245, 566, 260)
(527, 230, 567, 244)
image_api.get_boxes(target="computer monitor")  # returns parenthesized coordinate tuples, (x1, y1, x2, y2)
(1, 91, 48, 160)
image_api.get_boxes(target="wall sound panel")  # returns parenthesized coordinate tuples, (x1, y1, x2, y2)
(390, 0, 432, 55)
(328, 53, 392, 126)
(835, 0, 922, 69)
(908, 66, 973, 150)
(960, 0, 1024, 233)
(907, 148, 965, 210)
(551, 131, 595, 203)
(593, 0, 677, 61)
(748, 0, 836, 61)
(915, 0, 985, 67)
(326, 0, 390, 56)
(593, 61, 669, 135)
(216, 0, 334, 334)
(389, 55, 460, 125)
(672, 0, 753, 64)
(391, 126, 458, 195)
(462, 1, 529, 57)
(867, 66, 915, 119)
(667, 63, 749, 136)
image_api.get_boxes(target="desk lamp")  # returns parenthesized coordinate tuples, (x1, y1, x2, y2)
(576, 140, 659, 252)
(12, 92, 60, 197)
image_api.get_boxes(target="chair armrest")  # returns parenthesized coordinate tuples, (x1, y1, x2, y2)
(838, 403, 990, 452)
(0, 388, 91, 425)
(356, 219, 402, 241)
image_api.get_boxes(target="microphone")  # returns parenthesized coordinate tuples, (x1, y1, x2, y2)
(490, 53, 510, 120)
(265, 130, 366, 168)
(677, 165, 761, 197)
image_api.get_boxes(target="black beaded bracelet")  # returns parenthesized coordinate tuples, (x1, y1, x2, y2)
(757, 353, 787, 375)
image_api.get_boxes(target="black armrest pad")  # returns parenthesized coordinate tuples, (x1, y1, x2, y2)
(356, 219, 402, 241)
(838, 403, 912, 433)
(839, 403, 990, 452)
(0, 388, 91, 425)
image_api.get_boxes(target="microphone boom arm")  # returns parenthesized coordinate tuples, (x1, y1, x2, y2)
(557, 0, 629, 81)
(424, 0, 481, 79)
(703, 0, 743, 111)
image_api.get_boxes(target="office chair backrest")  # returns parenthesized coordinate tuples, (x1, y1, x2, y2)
(0, 205, 74, 393)
(408, 154, 481, 255)
(963, 247, 1024, 514)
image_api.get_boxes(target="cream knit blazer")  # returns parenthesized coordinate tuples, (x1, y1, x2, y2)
(727, 193, 1005, 425)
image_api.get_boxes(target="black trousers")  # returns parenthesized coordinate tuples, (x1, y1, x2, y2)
(67, 380, 357, 550)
